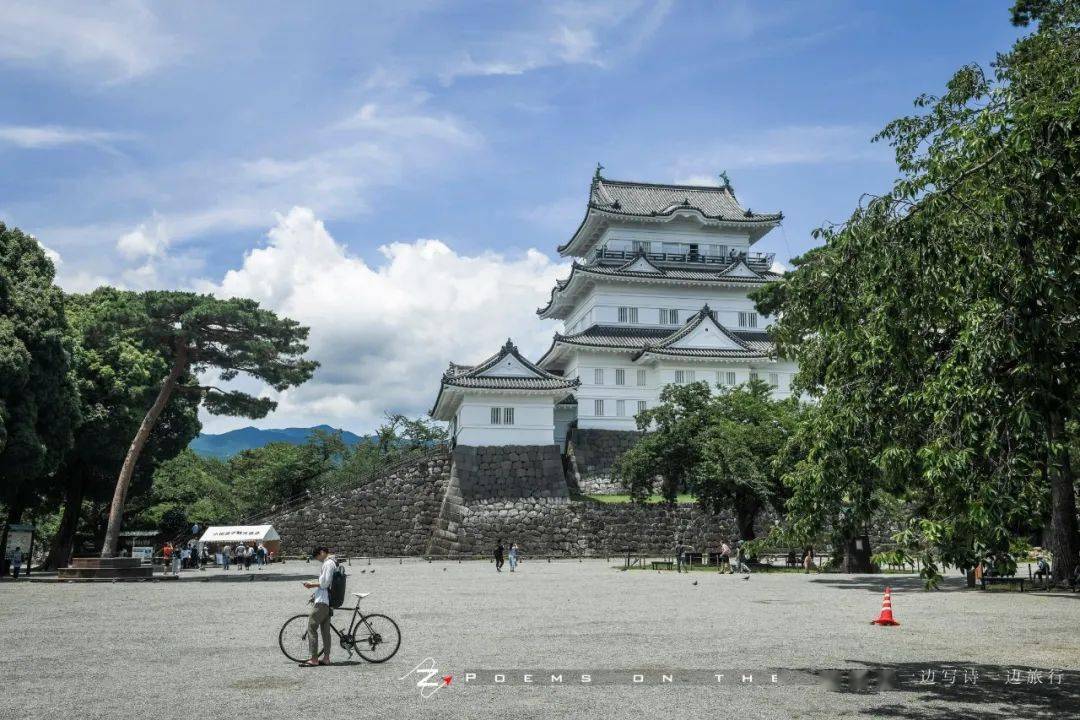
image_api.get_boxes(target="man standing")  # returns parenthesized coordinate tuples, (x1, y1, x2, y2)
(300, 546, 337, 667)
(221, 544, 231, 571)
(675, 539, 686, 573)
(10, 547, 23, 579)
(494, 539, 505, 572)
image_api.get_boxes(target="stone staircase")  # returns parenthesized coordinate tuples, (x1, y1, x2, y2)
(427, 468, 467, 556)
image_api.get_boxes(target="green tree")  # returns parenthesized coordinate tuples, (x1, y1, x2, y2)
(227, 430, 347, 516)
(0, 223, 80, 559)
(100, 292, 317, 556)
(137, 449, 236, 532)
(43, 288, 202, 568)
(613, 380, 802, 541)
(755, 0, 1080, 583)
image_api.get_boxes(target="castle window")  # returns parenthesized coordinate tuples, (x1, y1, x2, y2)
(616, 400, 626, 417)
(594, 399, 604, 417)
(749, 371, 759, 382)
(738, 311, 758, 328)
(726, 371, 737, 386)
(769, 373, 779, 388)
(661, 309, 679, 325)
(618, 307, 638, 323)
(636, 369, 647, 386)
(637, 400, 647, 414)
(594, 368, 604, 385)
(490, 407, 501, 425)
(504, 407, 515, 424)
(674, 370, 685, 383)
(615, 368, 626, 386)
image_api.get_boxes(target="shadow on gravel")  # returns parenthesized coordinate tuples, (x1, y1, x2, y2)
(840, 661, 1079, 720)
(186, 572, 327, 583)
(811, 575, 1080, 599)
(808, 576, 968, 593)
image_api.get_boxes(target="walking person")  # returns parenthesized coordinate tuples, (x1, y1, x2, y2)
(508, 543, 519, 572)
(734, 540, 752, 578)
(257, 543, 266, 568)
(9, 547, 23, 579)
(494, 539, 505, 572)
(675, 539, 686, 573)
(803, 546, 815, 574)
(300, 546, 337, 667)
(171, 546, 182, 575)
(221, 544, 231, 571)
(719, 541, 732, 574)
(235, 544, 245, 570)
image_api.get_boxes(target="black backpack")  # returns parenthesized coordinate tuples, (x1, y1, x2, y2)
(328, 560, 347, 608)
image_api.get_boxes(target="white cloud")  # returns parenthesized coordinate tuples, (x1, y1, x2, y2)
(116, 217, 169, 259)
(438, 1, 671, 84)
(201, 207, 569, 434)
(673, 125, 887, 176)
(335, 103, 479, 146)
(0, 124, 130, 150)
(0, 1, 179, 81)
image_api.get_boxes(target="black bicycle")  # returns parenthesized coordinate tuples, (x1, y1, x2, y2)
(278, 592, 401, 664)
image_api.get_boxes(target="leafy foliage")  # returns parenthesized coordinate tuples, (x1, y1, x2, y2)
(613, 380, 804, 540)
(0, 223, 80, 554)
(753, 0, 1080, 584)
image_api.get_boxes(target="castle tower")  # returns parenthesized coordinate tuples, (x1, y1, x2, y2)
(535, 172, 795, 438)
(430, 171, 795, 450)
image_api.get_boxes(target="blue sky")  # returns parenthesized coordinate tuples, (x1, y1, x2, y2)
(0, 1, 1024, 434)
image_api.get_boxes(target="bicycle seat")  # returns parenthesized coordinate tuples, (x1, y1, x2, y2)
(352, 592, 370, 599)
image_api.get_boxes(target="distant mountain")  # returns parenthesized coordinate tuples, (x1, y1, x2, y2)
(189, 424, 370, 458)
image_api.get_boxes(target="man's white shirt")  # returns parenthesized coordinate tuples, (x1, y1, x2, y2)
(313, 555, 337, 605)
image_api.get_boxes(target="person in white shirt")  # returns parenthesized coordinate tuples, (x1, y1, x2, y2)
(300, 546, 336, 666)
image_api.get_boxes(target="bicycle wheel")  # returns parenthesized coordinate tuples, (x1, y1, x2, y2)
(279, 613, 319, 663)
(352, 614, 401, 663)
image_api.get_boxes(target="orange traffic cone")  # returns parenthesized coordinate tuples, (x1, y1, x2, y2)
(871, 587, 900, 626)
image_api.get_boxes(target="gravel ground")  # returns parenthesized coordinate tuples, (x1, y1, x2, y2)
(1, 559, 1077, 720)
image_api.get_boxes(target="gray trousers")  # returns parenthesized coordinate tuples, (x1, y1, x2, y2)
(308, 603, 332, 658)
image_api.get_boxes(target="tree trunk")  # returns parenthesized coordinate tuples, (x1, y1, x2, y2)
(100, 343, 189, 558)
(1048, 413, 1077, 584)
(42, 470, 86, 569)
(843, 533, 873, 573)
(734, 500, 757, 542)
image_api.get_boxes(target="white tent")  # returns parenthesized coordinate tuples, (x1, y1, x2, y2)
(198, 525, 280, 544)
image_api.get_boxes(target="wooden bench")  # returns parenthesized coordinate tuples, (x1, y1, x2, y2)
(650, 560, 674, 571)
(980, 576, 1025, 592)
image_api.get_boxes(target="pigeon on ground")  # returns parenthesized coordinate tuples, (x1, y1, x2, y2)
(743, 575, 750, 581)
(692, 580, 698, 586)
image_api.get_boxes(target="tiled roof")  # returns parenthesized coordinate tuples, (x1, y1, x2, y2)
(432, 339, 579, 418)
(591, 177, 781, 222)
(537, 256, 781, 317)
(559, 174, 782, 254)
(441, 339, 579, 391)
(543, 310, 776, 363)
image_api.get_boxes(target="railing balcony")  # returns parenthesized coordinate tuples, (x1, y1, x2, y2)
(593, 248, 774, 271)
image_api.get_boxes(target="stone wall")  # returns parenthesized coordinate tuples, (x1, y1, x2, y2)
(453, 445, 568, 500)
(267, 446, 773, 560)
(268, 453, 451, 557)
(449, 498, 769, 557)
(565, 428, 643, 494)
